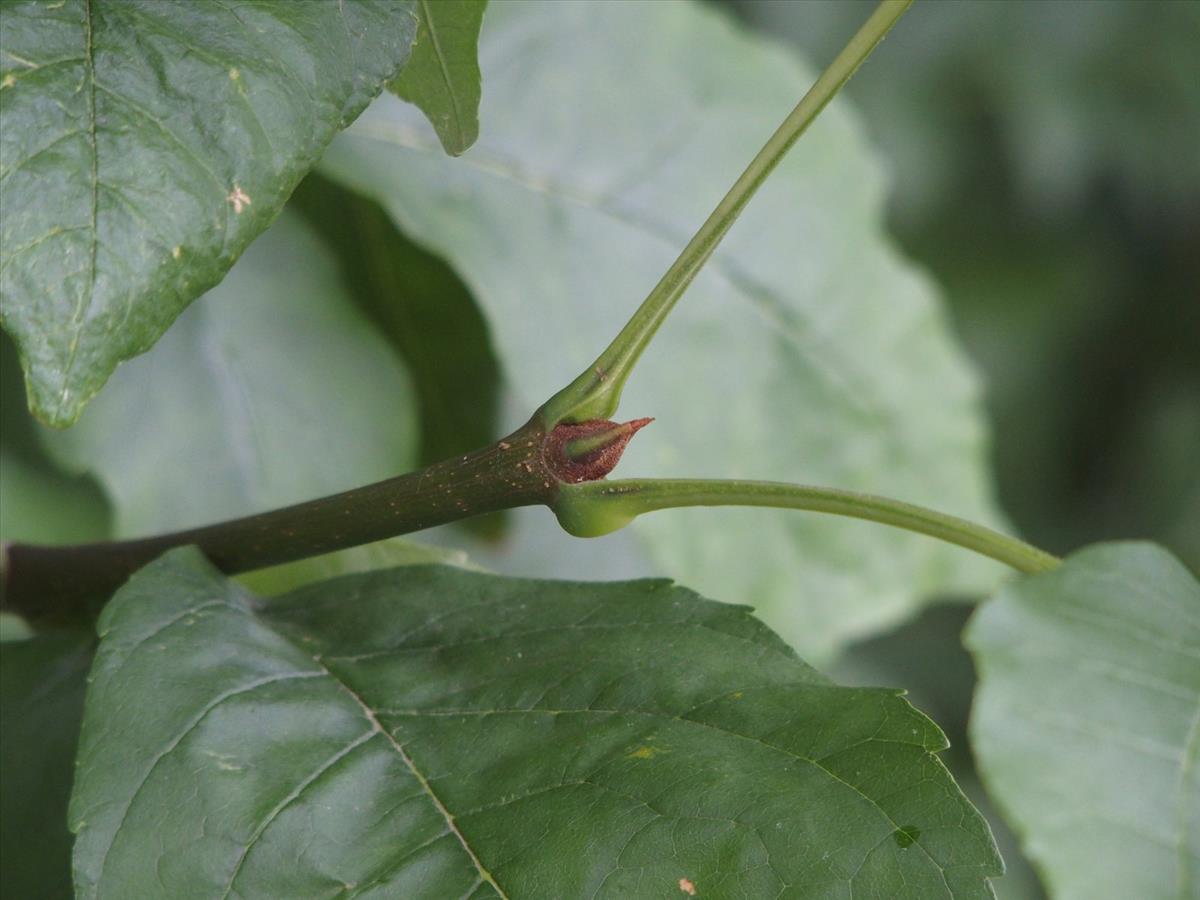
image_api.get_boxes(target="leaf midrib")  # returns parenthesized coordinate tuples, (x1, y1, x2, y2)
(309, 650, 510, 899)
(86, 595, 509, 899)
(57, 0, 101, 422)
(418, 0, 466, 150)
(368, 703, 961, 895)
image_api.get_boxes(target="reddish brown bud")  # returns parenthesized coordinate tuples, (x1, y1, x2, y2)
(544, 417, 653, 483)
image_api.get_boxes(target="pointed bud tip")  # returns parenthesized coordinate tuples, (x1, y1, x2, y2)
(547, 417, 654, 484)
(623, 417, 655, 435)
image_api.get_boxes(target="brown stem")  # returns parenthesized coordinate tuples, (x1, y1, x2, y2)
(4, 419, 554, 625)
(2, 416, 654, 627)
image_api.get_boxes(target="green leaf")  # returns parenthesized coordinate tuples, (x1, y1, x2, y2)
(739, 0, 1200, 577)
(41, 208, 419, 537)
(319, 0, 1006, 661)
(966, 542, 1200, 900)
(71, 547, 1002, 898)
(388, 0, 486, 156)
(291, 172, 509, 541)
(0, 0, 418, 427)
(0, 330, 109, 549)
(1, 333, 109, 638)
(291, 173, 504, 472)
(0, 632, 94, 899)
(237, 536, 475, 597)
(0, 450, 108, 546)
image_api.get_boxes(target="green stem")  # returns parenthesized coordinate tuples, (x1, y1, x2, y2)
(540, 0, 914, 426)
(554, 478, 1061, 576)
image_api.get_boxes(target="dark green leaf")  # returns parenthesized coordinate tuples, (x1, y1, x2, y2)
(0, 632, 94, 899)
(967, 542, 1200, 899)
(0, 333, 109, 639)
(0, 449, 108, 546)
(0, 0, 417, 427)
(291, 173, 503, 472)
(71, 548, 1002, 898)
(388, 0, 486, 156)
(41, 208, 420, 537)
(320, 0, 1006, 661)
(0, 330, 109, 549)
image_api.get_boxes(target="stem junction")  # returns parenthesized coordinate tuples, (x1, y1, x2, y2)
(3, 0, 1061, 631)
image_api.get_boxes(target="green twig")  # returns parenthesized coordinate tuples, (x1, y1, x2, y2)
(539, 0, 914, 426)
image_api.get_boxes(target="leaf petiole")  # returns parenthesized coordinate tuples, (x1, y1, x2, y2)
(539, 0, 914, 426)
(553, 478, 1061, 575)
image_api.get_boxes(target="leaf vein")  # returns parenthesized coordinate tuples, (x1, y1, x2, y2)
(374, 704, 966, 886)
(311, 655, 511, 899)
(220, 728, 378, 897)
(0, 127, 86, 182)
(91, 669, 325, 891)
(54, 0, 100, 421)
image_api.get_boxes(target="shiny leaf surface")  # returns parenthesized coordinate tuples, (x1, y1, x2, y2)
(70, 548, 1002, 898)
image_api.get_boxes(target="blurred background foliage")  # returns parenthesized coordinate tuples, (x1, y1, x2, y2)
(722, 3, 1200, 896)
(729, 0, 1200, 570)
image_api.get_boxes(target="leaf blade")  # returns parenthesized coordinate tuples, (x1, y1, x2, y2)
(70, 548, 1002, 898)
(41, 207, 420, 538)
(967, 542, 1200, 900)
(0, 632, 94, 899)
(388, 0, 486, 156)
(0, 0, 418, 426)
(290, 173, 504, 471)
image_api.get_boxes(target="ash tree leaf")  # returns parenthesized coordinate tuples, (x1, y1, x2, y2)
(0, 631, 94, 899)
(70, 547, 1002, 898)
(0, 0, 418, 427)
(388, 0, 486, 156)
(41, 208, 420, 538)
(966, 542, 1200, 900)
(319, 0, 1007, 662)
